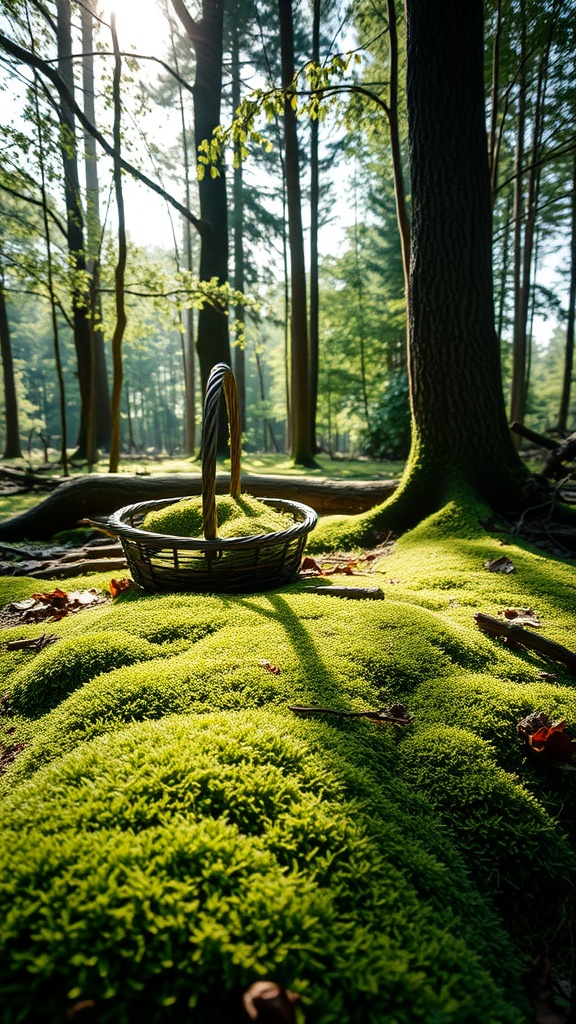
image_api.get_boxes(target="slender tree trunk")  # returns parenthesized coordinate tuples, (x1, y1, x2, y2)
(510, 15, 553, 435)
(488, 0, 503, 199)
(167, 9, 196, 454)
(108, 14, 127, 473)
(309, 0, 321, 455)
(231, 21, 246, 430)
(170, 0, 232, 445)
(32, 73, 68, 475)
(558, 155, 576, 432)
(509, 10, 527, 436)
(81, 0, 111, 454)
(279, 0, 314, 466)
(56, 0, 94, 462)
(0, 272, 22, 459)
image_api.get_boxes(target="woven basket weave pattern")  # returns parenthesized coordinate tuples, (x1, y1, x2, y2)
(107, 364, 317, 592)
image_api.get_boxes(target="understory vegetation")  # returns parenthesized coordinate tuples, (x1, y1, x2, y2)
(1, 498, 575, 1022)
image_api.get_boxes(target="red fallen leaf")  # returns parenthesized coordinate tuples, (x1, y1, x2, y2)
(109, 578, 131, 597)
(484, 555, 515, 573)
(518, 712, 576, 765)
(327, 560, 357, 576)
(301, 556, 323, 573)
(260, 659, 281, 675)
(31, 588, 68, 607)
(501, 607, 541, 627)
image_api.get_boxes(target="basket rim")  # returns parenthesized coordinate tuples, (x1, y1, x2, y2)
(107, 495, 318, 551)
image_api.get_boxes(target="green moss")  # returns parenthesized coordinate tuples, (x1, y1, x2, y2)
(0, 713, 524, 1023)
(9, 632, 162, 717)
(143, 494, 295, 539)
(2, 495, 576, 1021)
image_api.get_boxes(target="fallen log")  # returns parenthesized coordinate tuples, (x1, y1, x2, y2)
(0, 473, 398, 541)
(474, 612, 576, 672)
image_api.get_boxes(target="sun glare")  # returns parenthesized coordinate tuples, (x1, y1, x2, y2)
(109, 0, 168, 54)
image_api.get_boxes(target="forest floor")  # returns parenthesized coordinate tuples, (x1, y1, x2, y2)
(0, 459, 575, 1023)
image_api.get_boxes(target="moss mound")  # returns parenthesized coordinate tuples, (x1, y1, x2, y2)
(9, 631, 160, 718)
(0, 713, 523, 1024)
(1, 496, 576, 1021)
(143, 494, 295, 539)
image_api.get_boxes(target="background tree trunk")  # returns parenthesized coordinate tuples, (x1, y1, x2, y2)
(279, 0, 314, 466)
(171, 0, 232, 446)
(0, 275, 22, 459)
(80, 0, 111, 453)
(56, 0, 94, 462)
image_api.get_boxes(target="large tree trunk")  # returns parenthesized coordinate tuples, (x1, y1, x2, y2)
(170, 0, 232, 438)
(404, 0, 523, 504)
(313, 0, 527, 550)
(0, 277, 22, 459)
(279, 0, 314, 467)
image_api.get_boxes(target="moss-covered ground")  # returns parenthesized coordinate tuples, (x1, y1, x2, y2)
(1, 496, 575, 1023)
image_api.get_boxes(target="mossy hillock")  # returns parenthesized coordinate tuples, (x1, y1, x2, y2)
(1, 496, 575, 1022)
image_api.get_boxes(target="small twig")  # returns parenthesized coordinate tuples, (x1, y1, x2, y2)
(289, 703, 411, 725)
(6, 632, 58, 651)
(303, 585, 385, 600)
(474, 612, 576, 672)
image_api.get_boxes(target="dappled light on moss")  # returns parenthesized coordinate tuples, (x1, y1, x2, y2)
(1, 496, 575, 1020)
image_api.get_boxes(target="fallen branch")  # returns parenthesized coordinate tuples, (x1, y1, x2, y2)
(474, 612, 576, 672)
(0, 473, 397, 540)
(510, 421, 559, 451)
(303, 585, 385, 600)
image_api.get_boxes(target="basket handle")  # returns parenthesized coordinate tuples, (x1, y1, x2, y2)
(202, 363, 242, 540)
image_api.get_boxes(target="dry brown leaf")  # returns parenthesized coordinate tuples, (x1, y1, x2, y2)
(260, 659, 281, 675)
(484, 555, 515, 573)
(109, 578, 132, 597)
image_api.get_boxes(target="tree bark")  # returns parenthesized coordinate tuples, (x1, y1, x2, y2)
(108, 13, 127, 473)
(56, 0, 94, 462)
(0, 474, 398, 541)
(279, 0, 314, 466)
(170, 0, 232, 437)
(0, 275, 22, 459)
(81, 0, 111, 453)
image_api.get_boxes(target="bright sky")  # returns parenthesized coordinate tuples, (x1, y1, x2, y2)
(106, 0, 562, 348)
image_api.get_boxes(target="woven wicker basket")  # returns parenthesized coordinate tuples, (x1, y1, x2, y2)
(106, 363, 318, 593)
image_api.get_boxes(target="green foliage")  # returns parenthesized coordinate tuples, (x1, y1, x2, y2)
(360, 369, 411, 459)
